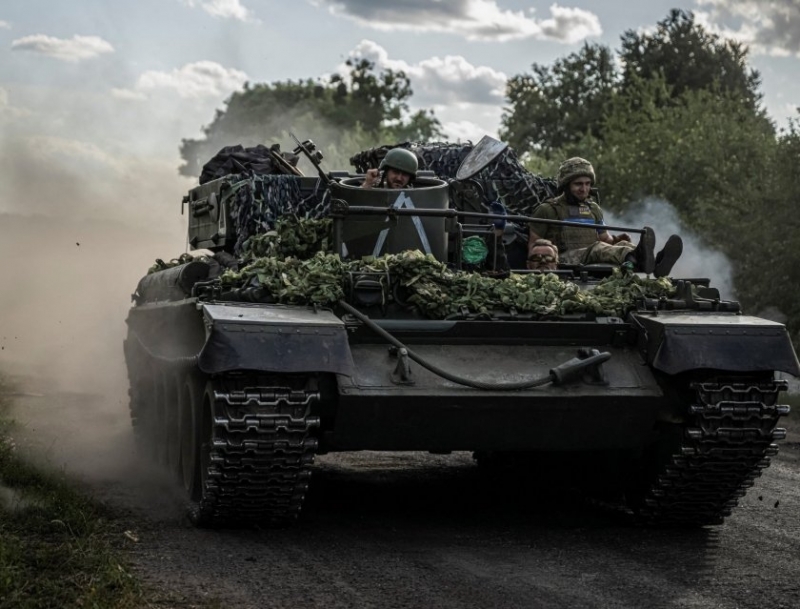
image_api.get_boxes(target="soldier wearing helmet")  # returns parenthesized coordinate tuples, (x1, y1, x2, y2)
(528, 157, 683, 277)
(361, 147, 419, 190)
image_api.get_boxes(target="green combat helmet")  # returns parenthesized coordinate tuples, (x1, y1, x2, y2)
(557, 157, 595, 189)
(380, 148, 419, 178)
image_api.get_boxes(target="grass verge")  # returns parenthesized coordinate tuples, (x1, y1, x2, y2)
(0, 375, 145, 609)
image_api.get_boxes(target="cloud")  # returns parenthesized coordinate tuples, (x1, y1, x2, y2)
(0, 20, 11, 29)
(113, 60, 248, 100)
(343, 40, 506, 107)
(110, 88, 148, 101)
(0, 87, 32, 120)
(10, 34, 114, 62)
(695, 0, 800, 57)
(315, 0, 601, 43)
(180, 0, 254, 21)
(439, 120, 493, 143)
(339, 40, 505, 139)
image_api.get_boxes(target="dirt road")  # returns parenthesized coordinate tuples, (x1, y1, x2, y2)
(8, 385, 800, 609)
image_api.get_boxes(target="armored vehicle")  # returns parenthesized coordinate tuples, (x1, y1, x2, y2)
(124, 137, 799, 527)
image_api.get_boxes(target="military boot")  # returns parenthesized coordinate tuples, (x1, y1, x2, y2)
(627, 226, 656, 274)
(654, 235, 683, 278)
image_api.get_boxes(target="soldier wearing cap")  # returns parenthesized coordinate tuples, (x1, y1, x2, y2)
(528, 157, 682, 277)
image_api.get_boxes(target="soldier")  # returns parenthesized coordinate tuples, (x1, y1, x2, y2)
(361, 148, 418, 189)
(528, 157, 683, 277)
(527, 238, 559, 271)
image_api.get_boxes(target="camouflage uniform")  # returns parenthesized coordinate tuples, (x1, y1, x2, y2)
(529, 193, 635, 265)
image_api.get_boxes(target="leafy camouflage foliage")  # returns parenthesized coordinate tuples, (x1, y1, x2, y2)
(210, 216, 675, 318)
(151, 214, 675, 317)
(148, 253, 198, 275)
(242, 218, 332, 260)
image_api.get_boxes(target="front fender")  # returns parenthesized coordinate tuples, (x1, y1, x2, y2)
(633, 312, 800, 376)
(197, 303, 354, 376)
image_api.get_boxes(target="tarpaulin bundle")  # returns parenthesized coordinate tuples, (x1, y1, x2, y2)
(199, 144, 300, 185)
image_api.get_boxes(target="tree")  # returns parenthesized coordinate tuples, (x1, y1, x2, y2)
(744, 120, 800, 341)
(588, 74, 774, 223)
(579, 76, 800, 336)
(619, 9, 762, 112)
(179, 59, 442, 177)
(501, 10, 768, 161)
(499, 43, 617, 158)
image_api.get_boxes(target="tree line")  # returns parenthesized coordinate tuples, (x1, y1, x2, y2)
(179, 9, 800, 346)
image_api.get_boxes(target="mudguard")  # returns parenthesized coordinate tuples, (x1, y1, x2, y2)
(134, 261, 211, 304)
(197, 303, 354, 376)
(633, 312, 800, 376)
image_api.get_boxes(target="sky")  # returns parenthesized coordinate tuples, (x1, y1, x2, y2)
(1, 0, 799, 226)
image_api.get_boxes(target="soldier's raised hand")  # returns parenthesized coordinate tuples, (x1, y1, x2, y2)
(361, 168, 380, 189)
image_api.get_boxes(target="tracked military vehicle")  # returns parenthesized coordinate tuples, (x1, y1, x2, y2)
(124, 137, 799, 528)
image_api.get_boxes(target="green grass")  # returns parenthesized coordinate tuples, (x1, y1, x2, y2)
(0, 377, 145, 609)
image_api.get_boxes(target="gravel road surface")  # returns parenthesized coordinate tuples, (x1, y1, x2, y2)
(7, 383, 800, 609)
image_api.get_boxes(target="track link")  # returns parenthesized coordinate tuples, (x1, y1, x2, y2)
(636, 379, 790, 526)
(190, 376, 321, 527)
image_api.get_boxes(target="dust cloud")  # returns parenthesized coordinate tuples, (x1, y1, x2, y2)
(0, 140, 188, 490)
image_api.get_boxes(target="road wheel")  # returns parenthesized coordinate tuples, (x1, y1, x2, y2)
(187, 380, 217, 526)
(179, 372, 205, 501)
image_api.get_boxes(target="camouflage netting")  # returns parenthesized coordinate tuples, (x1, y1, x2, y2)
(188, 141, 555, 262)
(206, 218, 676, 319)
(220, 174, 330, 256)
(349, 142, 558, 216)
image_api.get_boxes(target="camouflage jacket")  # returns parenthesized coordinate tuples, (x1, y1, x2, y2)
(530, 193, 605, 252)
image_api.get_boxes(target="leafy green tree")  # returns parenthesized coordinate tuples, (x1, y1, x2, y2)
(590, 77, 773, 223)
(499, 43, 617, 158)
(744, 120, 800, 341)
(579, 76, 800, 337)
(179, 59, 442, 177)
(619, 9, 762, 111)
(501, 10, 767, 161)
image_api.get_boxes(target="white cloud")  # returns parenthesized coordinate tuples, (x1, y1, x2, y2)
(0, 87, 33, 120)
(339, 41, 505, 139)
(0, 20, 11, 29)
(343, 40, 506, 107)
(538, 5, 604, 45)
(440, 120, 493, 143)
(10, 34, 114, 62)
(180, 0, 254, 21)
(114, 60, 248, 100)
(315, 0, 601, 42)
(695, 0, 800, 57)
(110, 88, 148, 101)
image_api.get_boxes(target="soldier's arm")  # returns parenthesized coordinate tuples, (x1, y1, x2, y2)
(360, 168, 380, 189)
(592, 204, 614, 243)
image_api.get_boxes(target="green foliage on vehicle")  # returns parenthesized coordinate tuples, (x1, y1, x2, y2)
(216, 242, 675, 319)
